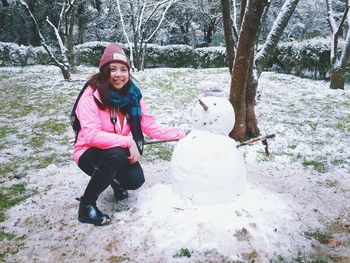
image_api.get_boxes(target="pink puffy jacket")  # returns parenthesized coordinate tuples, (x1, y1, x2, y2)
(73, 85, 186, 164)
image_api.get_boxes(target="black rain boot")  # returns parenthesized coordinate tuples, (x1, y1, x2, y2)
(78, 203, 111, 226)
(111, 178, 129, 202)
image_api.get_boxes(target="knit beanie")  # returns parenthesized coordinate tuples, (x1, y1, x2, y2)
(99, 43, 131, 71)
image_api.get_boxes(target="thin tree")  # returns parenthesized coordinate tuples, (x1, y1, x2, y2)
(220, 0, 235, 73)
(116, 0, 178, 71)
(222, 0, 299, 141)
(20, 0, 74, 79)
(326, 0, 350, 90)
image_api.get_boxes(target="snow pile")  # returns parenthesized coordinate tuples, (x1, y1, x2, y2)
(123, 182, 304, 261)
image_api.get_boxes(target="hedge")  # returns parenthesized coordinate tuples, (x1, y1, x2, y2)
(74, 43, 228, 68)
(0, 39, 341, 80)
(272, 38, 332, 79)
(0, 42, 50, 66)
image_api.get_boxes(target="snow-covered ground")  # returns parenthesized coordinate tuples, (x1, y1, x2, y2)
(0, 66, 349, 262)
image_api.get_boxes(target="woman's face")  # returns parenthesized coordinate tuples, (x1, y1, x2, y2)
(109, 62, 129, 90)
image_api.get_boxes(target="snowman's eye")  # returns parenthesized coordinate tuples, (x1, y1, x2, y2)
(203, 122, 207, 125)
(213, 103, 217, 106)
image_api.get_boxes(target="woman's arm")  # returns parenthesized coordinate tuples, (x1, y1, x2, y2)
(140, 100, 186, 140)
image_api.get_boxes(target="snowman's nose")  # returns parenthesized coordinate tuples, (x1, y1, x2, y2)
(198, 99, 209, 111)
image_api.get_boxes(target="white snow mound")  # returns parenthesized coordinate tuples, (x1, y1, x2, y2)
(171, 130, 246, 205)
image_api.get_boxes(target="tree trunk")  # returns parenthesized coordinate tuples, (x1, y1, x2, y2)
(330, 67, 345, 90)
(134, 41, 142, 71)
(60, 66, 71, 80)
(66, 12, 75, 64)
(205, 19, 216, 44)
(246, 51, 260, 138)
(221, 0, 235, 73)
(326, 0, 350, 90)
(229, 0, 267, 141)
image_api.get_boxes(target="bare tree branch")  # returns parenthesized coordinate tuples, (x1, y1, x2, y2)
(46, 16, 69, 68)
(326, 0, 338, 32)
(116, 0, 135, 69)
(19, 0, 63, 67)
(19, 0, 71, 79)
(255, 0, 299, 70)
(146, 0, 177, 43)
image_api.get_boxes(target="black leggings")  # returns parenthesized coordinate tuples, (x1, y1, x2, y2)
(78, 147, 145, 204)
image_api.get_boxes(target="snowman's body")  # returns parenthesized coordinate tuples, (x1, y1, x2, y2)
(171, 96, 247, 206)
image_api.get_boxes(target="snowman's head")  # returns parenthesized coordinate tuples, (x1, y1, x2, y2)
(191, 96, 235, 135)
(197, 81, 227, 97)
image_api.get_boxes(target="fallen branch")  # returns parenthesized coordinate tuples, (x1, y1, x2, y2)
(143, 138, 181, 145)
(236, 134, 275, 147)
(236, 134, 276, 156)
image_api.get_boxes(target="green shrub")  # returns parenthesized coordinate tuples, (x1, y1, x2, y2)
(272, 38, 331, 79)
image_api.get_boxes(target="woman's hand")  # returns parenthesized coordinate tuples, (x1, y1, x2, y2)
(128, 140, 141, 164)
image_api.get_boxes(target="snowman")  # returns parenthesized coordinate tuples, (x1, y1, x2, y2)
(171, 93, 247, 206)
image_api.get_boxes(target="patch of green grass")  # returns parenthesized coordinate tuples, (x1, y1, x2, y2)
(109, 254, 131, 262)
(0, 160, 20, 178)
(0, 127, 17, 139)
(40, 119, 67, 134)
(28, 133, 46, 148)
(0, 74, 11, 80)
(0, 183, 31, 222)
(288, 144, 297, 150)
(35, 155, 56, 169)
(304, 229, 332, 244)
(335, 121, 349, 132)
(294, 254, 346, 263)
(173, 248, 192, 258)
(154, 79, 173, 91)
(331, 159, 346, 166)
(167, 71, 184, 79)
(302, 159, 327, 173)
(256, 150, 277, 161)
(0, 230, 16, 241)
(28, 120, 67, 148)
(146, 144, 174, 161)
(9, 100, 34, 117)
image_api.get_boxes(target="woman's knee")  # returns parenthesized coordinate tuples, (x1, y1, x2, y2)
(128, 173, 145, 190)
(101, 147, 129, 169)
(120, 164, 145, 190)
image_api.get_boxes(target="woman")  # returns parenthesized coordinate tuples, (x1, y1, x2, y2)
(73, 43, 186, 226)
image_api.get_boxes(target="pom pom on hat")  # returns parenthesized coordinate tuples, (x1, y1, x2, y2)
(99, 43, 131, 70)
